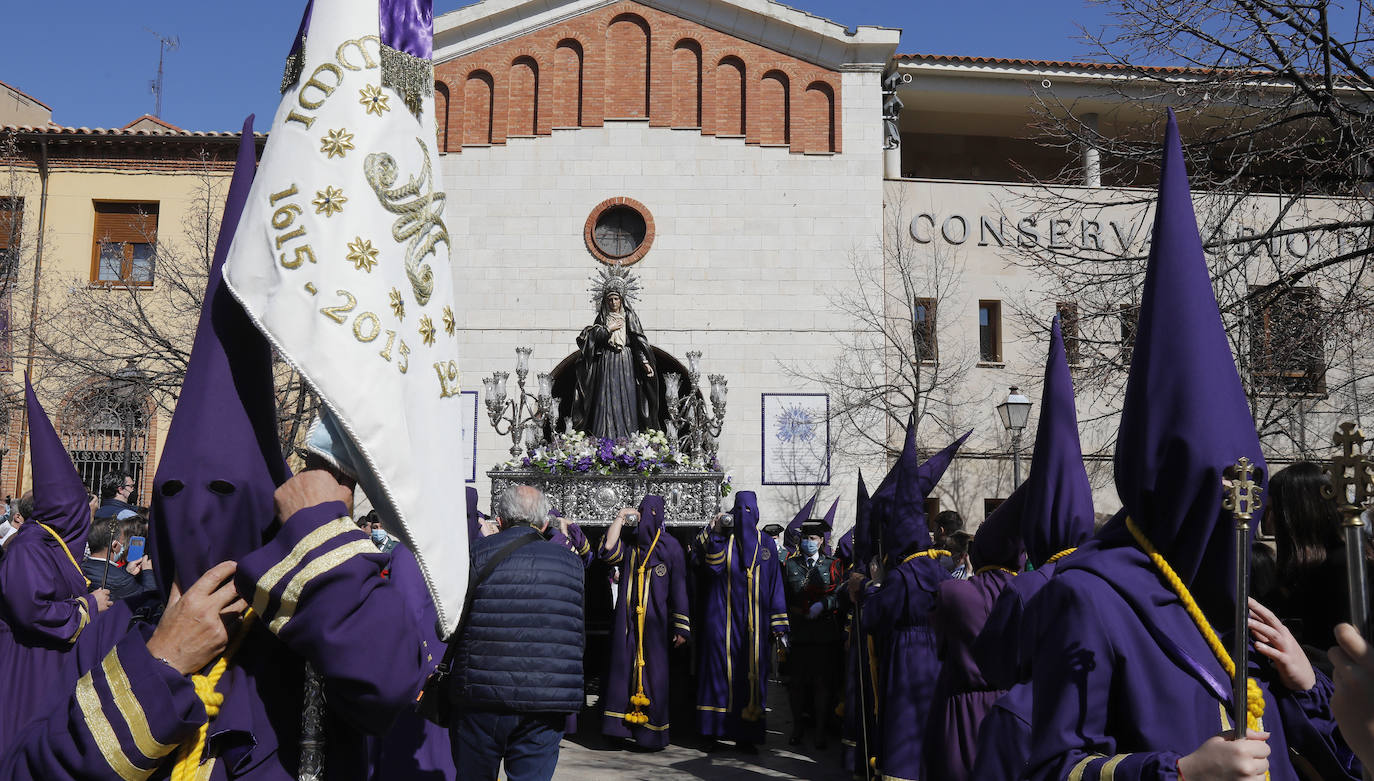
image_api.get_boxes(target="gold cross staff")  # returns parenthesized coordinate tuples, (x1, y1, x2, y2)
(1323, 421, 1373, 639)
(1324, 422, 1374, 515)
(1223, 456, 1261, 522)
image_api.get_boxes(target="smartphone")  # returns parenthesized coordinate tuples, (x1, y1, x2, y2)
(126, 535, 145, 564)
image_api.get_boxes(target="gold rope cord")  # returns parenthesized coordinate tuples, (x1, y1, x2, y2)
(625, 528, 663, 725)
(1124, 516, 1268, 781)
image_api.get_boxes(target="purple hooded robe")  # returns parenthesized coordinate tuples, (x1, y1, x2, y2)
(856, 422, 966, 781)
(924, 486, 1025, 781)
(837, 475, 869, 774)
(1, 108, 429, 780)
(967, 315, 1095, 781)
(0, 381, 132, 751)
(692, 490, 788, 744)
(1025, 111, 1354, 781)
(599, 495, 690, 747)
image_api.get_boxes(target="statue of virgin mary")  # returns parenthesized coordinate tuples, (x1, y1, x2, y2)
(573, 265, 660, 439)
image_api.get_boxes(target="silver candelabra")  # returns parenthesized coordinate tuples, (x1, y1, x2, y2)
(482, 347, 560, 458)
(663, 350, 727, 461)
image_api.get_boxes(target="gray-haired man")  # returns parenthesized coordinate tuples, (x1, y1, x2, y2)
(446, 485, 585, 781)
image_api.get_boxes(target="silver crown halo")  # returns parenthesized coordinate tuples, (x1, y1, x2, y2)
(588, 262, 642, 307)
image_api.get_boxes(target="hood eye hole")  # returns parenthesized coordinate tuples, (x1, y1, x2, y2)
(159, 480, 184, 497)
(208, 480, 236, 496)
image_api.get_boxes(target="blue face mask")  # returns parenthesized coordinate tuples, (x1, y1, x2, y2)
(800, 539, 819, 556)
(370, 528, 388, 546)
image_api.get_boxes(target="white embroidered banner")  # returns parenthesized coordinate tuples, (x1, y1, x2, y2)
(224, 0, 469, 636)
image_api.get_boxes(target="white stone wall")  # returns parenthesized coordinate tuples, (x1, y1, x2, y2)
(883, 177, 1371, 527)
(441, 67, 887, 526)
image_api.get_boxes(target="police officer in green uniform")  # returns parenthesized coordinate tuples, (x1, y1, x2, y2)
(784, 518, 842, 748)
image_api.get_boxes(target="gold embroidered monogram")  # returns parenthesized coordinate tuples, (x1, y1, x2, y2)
(363, 138, 447, 306)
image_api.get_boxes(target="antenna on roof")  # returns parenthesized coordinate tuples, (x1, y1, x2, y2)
(145, 29, 180, 118)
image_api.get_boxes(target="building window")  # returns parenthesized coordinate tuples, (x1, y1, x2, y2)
(583, 197, 655, 265)
(91, 202, 158, 286)
(978, 300, 1002, 363)
(61, 382, 151, 496)
(924, 497, 940, 520)
(914, 298, 937, 363)
(1057, 302, 1080, 365)
(1250, 286, 1325, 396)
(1118, 303, 1137, 364)
(983, 498, 1004, 518)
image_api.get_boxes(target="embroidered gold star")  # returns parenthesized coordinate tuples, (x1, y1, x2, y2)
(442, 305, 456, 335)
(360, 84, 390, 116)
(313, 186, 347, 217)
(389, 288, 405, 319)
(320, 128, 355, 159)
(345, 237, 379, 272)
(419, 315, 436, 345)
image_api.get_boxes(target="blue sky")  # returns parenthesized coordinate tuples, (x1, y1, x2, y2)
(4, 0, 1114, 131)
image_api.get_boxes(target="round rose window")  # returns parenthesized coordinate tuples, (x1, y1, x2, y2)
(584, 197, 655, 264)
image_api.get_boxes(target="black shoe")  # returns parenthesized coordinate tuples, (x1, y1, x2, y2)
(704, 740, 727, 753)
(736, 741, 758, 755)
(788, 731, 803, 747)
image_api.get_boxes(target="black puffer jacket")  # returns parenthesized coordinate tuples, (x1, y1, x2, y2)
(449, 525, 585, 713)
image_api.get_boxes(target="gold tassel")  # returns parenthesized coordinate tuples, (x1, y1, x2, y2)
(380, 44, 434, 118)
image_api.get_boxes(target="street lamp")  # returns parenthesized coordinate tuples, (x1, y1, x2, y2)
(996, 385, 1033, 487)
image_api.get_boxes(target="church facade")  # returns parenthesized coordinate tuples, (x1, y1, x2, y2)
(434, 0, 901, 526)
(436, 0, 1369, 531)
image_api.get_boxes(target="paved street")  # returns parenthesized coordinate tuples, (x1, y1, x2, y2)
(551, 682, 852, 780)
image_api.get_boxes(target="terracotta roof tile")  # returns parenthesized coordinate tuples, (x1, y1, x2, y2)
(1, 124, 264, 139)
(894, 53, 1209, 77)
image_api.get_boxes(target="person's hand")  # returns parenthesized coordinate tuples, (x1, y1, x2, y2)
(479, 520, 498, 537)
(847, 571, 866, 603)
(275, 469, 354, 523)
(91, 588, 112, 613)
(607, 320, 623, 333)
(125, 555, 151, 576)
(807, 602, 824, 620)
(146, 561, 247, 675)
(1177, 731, 1270, 780)
(1249, 597, 1314, 691)
(868, 558, 882, 581)
(1330, 622, 1374, 770)
(643, 362, 655, 378)
(673, 634, 687, 648)
(613, 507, 636, 528)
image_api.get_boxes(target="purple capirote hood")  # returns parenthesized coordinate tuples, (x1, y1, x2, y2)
(1101, 109, 1266, 614)
(24, 376, 92, 548)
(1020, 316, 1095, 567)
(631, 494, 667, 554)
(970, 483, 1025, 572)
(148, 116, 291, 597)
(784, 493, 818, 544)
(729, 490, 766, 563)
(882, 417, 970, 558)
(851, 469, 872, 565)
